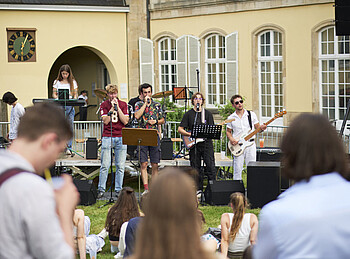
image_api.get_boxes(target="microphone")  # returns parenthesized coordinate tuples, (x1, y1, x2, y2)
(114, 104, 118, 111)
(147, 98, 151, 105)
(196, 103, 200, 111)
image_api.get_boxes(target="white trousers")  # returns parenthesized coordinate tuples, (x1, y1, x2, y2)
(233, 144, 256, 180)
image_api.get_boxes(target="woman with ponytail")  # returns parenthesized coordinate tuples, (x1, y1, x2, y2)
(220, 192, 258, 257)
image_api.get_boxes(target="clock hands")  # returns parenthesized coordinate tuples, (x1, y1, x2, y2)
(20, 34, 29, 56)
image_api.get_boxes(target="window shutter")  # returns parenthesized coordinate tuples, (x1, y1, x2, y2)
(226, 32, 238, 96)
(188, 36, 200, 89)
(139, 37, 154, 86)
(176, 36, 187, 87)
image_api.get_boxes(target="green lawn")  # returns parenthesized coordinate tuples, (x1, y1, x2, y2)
(76, 168, 259, 258)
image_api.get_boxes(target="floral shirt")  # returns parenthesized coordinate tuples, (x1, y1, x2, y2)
(135, 99, 164, 130)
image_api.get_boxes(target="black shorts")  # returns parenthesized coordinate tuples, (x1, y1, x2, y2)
(138, 136, 160, 163)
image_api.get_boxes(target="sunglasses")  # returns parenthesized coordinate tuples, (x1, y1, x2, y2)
(235, 100, 244, 105)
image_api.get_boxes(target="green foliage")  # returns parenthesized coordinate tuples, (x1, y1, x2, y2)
(159, 97, 185, 122)
(215, 100, 235, 119)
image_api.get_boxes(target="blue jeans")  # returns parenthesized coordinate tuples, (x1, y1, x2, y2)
(98, 137, 127, 192)
(65, 106, 75, 148)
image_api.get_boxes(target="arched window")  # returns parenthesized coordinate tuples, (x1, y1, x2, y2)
(159, 37, 177, 92)
(205, 34, 226, 106)
(258, 30, 283, 121)
(319, 26, 350, 122)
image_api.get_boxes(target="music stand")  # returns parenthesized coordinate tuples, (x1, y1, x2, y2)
(122, 128, 158, 199)
(58, 89, 69, 100)
(191, 124, 222, 140)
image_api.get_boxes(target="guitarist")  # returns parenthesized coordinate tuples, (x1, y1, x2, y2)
(226, 95, 266, 180)
(178, 92, 216, 198)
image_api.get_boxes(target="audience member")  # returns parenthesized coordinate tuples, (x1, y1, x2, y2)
(105, 187, 140, 253)
(253, 113, 350, 258)
(2, 91, 25, 142)
(73, 209, 107, 259)
(123, 191, 149, 258)
(0, 103, 79, 259)
(220, 193, 258, 258)
(131, 168, 222, 259)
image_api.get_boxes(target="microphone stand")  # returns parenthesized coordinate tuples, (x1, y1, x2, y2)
(193, 104, 200, 194)
(100, 107, 116, 208)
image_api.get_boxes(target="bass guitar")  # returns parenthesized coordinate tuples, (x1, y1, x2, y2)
(228, 111, 287, 157)
(183, 118, 235, 149)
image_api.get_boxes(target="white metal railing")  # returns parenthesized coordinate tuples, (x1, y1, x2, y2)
(2, 121, 350, 154)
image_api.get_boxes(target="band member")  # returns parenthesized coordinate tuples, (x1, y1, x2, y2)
(226, 95, 266, 180)
(178, 92, 216, 197)
(2, 91, 25, 142)
(78, 90, 88, 121)
(134, 83, 164, 194)
(97, 84, 129, 199)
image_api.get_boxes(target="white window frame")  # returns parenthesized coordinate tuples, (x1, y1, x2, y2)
(158, 37, 177, 93)
(205, 34, 226, 107)
(319, 26, 350, 132)
(258, 30, 283, 125)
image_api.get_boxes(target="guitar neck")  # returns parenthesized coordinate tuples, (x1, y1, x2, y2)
(243, 117, 277, 141)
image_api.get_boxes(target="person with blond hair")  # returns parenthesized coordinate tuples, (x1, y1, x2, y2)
(220, 192, 258, 257)
(131, 168, 221, 259)
(97, 84, 129, 199)
(254, 114, 350, 258)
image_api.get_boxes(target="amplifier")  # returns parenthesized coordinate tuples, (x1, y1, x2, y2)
(256, 148, 282, 162)
(204, 180, 245, 206)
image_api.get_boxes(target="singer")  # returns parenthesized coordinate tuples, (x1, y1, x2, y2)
(178, 92, 216, 200)
(134, 83, 164, 194)
(97, 84, 129, 199)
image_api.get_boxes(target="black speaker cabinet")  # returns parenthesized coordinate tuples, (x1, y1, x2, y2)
(161, 138, 173, 160)
(256, 148, 282, 162)
(86, 138, 98, 159)
(204, 180, 245, 206)
(73, 179, 97, 206)
(247, 162, 280, 209)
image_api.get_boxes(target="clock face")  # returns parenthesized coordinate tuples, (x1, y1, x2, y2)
(8, 31, 36, 62)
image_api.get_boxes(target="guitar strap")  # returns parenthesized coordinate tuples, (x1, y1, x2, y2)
(247, 110, 252, 130)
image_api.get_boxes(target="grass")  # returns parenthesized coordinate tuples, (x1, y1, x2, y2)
(76, 168, 260, 259)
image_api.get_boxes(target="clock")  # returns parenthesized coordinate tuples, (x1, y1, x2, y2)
(7, 29, 36, 62)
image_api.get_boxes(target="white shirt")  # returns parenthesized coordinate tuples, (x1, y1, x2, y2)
(53, 80, 78, 99)
(9, 102, 25, 140)
(227, 213, 252, 252)
(227, 110, 258, 138)
(0, 150, 74, 259)
(78, 94, 88, 106)
(254, 172, 350, 259)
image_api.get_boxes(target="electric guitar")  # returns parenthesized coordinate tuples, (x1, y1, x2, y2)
(228, 111, 287, 157)
(183, 118, 235, 150)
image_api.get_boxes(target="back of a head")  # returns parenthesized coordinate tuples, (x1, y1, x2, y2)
(105, 187, 140, 236)
(281, 113, 349, 181)
(17, 103, 72, 142)
(229, 192, 247, 241)
(2, 91, 17, 104)
(134, 168, 213, 259)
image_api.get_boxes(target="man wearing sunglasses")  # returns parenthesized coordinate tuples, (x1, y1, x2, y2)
(226, 94, 266, 180)
(178, 92, 216, 199)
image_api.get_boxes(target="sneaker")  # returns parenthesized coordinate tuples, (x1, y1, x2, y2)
(97, 228, 108, 239)
(97, 191, 104, 199)
(142, 189, 149, 196)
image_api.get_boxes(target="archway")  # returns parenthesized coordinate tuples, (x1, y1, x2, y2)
(48, 46, 115, 121)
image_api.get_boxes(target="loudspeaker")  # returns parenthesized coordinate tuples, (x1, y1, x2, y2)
(73, 179, 97, 206)
(86, 138, 98, 159)
(247, 162, 280, 209)
(161, 138, 173, 160)
(204, 180, 245, 206)
(335, 0, 350, 35)
(256, 148, 282, 162)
